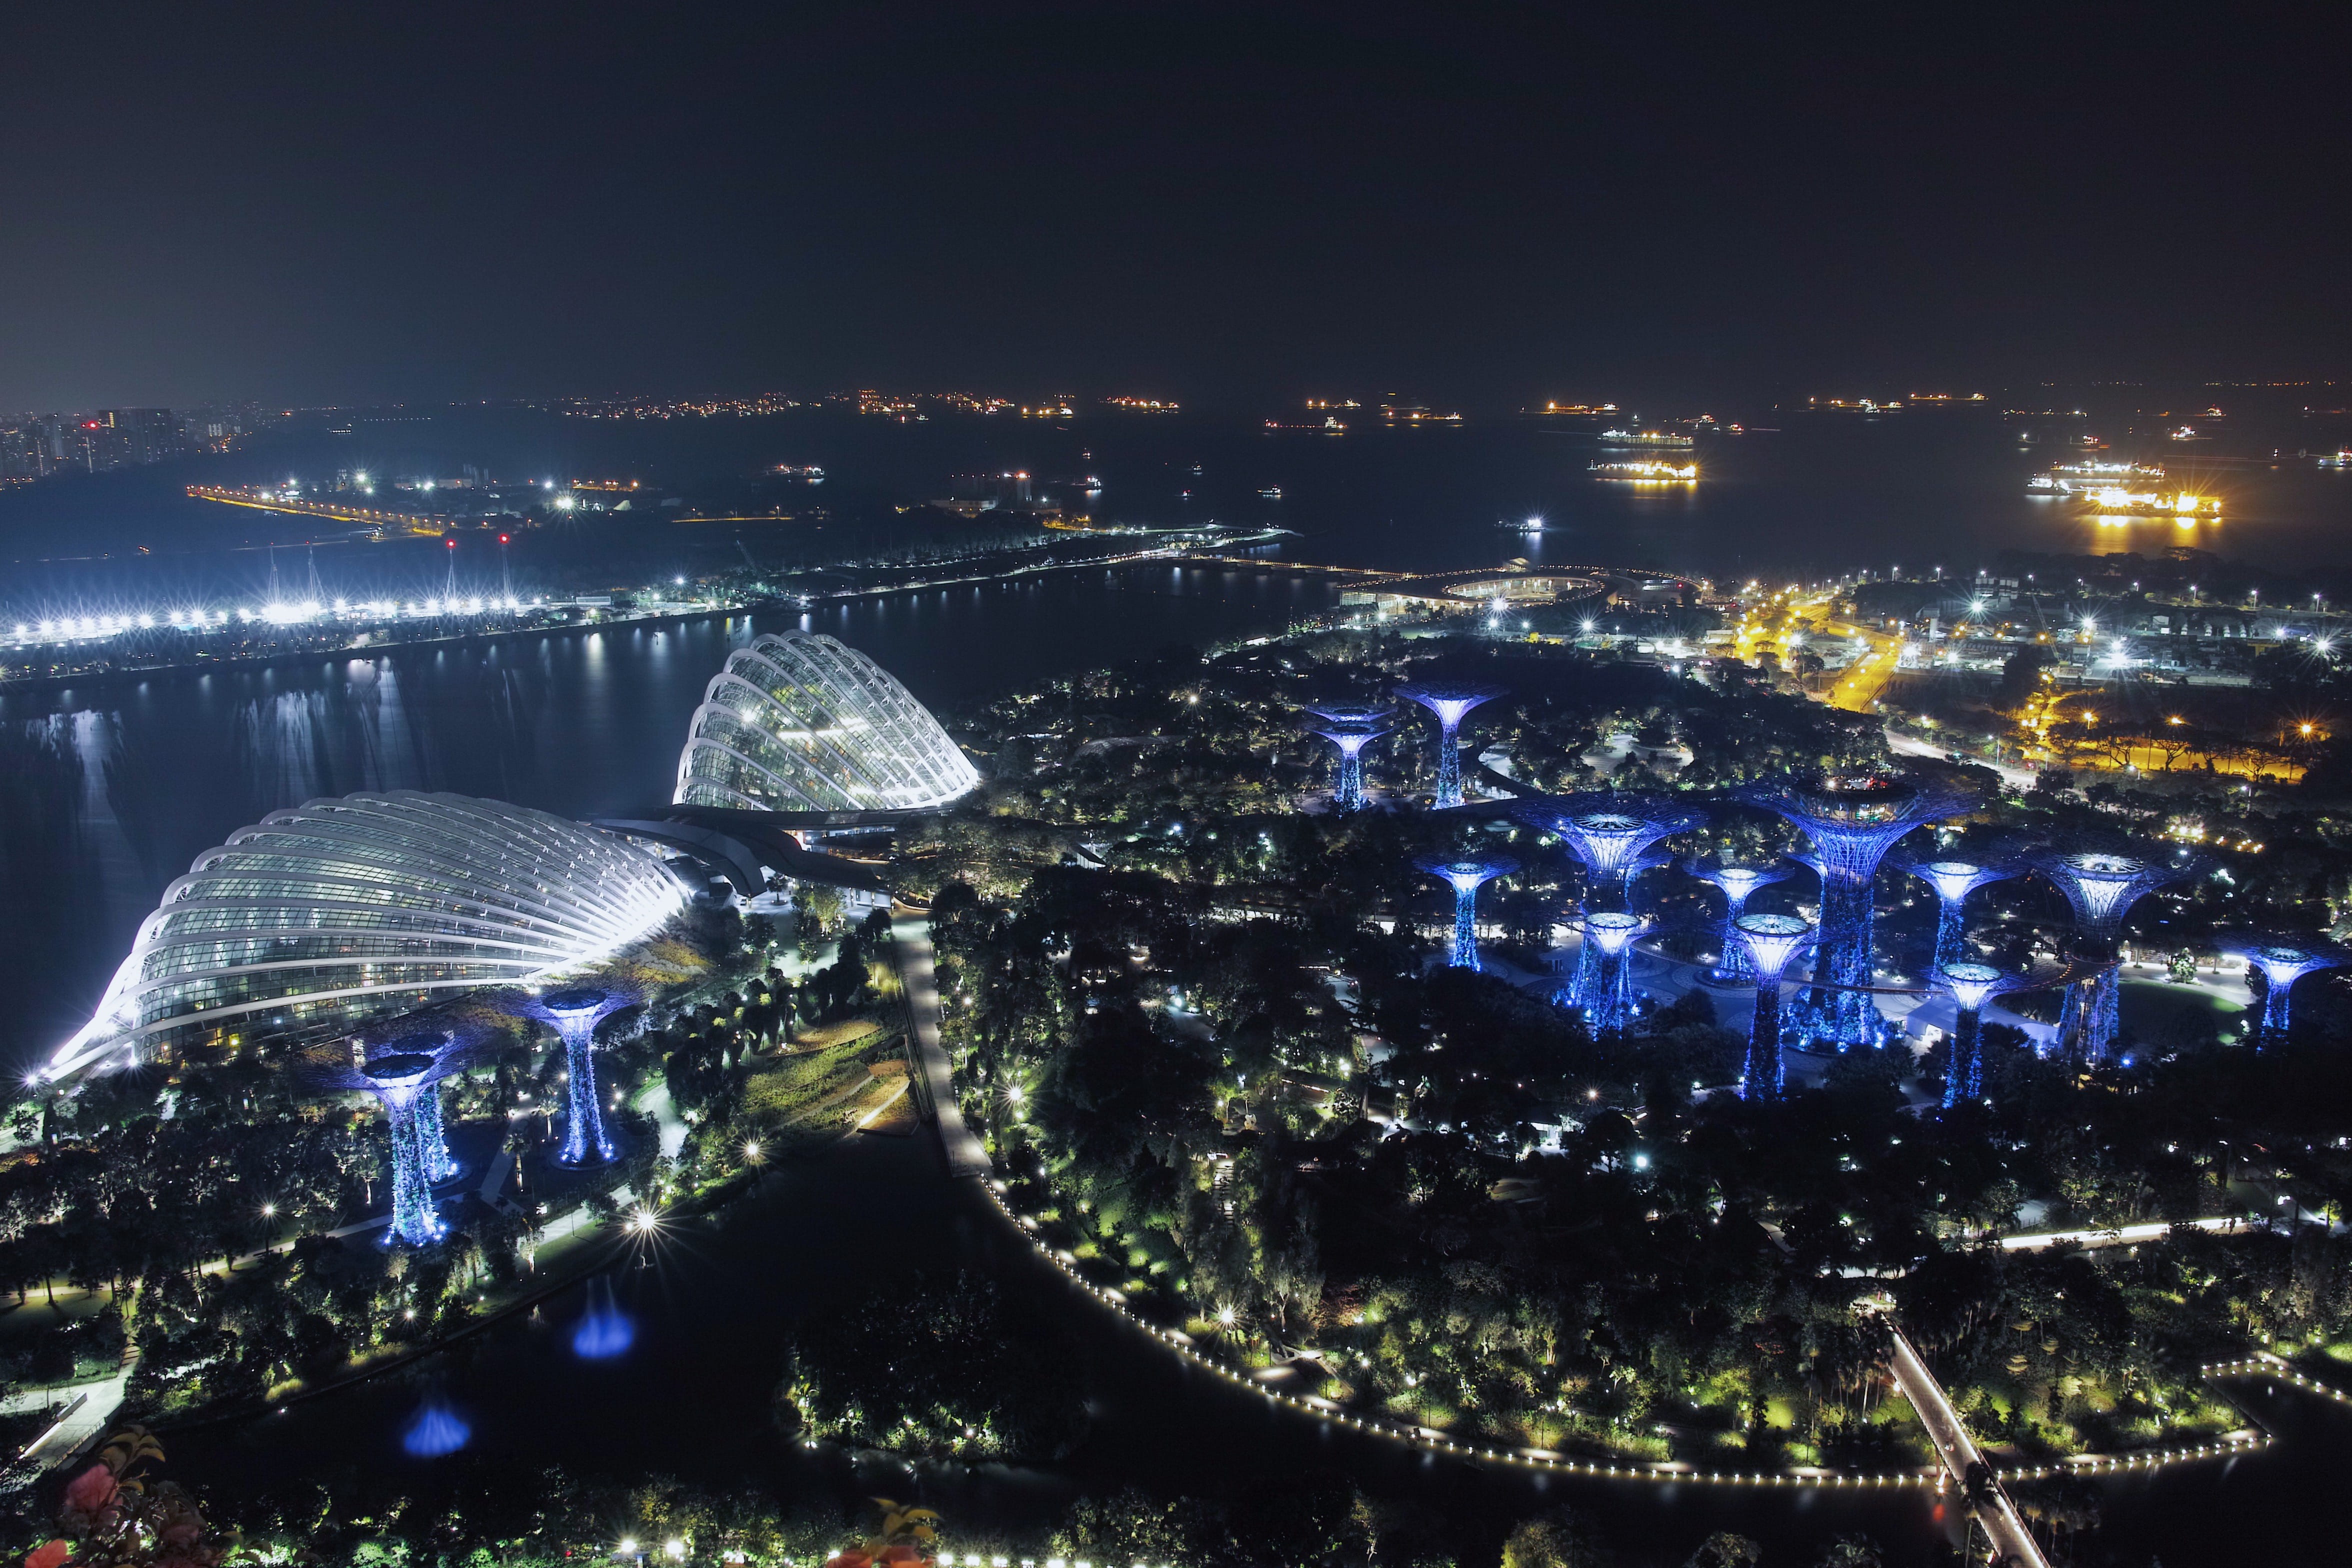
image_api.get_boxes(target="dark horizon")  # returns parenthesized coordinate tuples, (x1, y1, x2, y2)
(7, 8, 2352, 412)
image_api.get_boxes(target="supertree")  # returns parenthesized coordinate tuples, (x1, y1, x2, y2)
(1415, 854, 1520, 970)
(1514, 792, 1704, 1011)
(2032, 849, 2197, 1063)
(305, 1028, 484, 1246)
(1732, 914, 1814, 1100)
(514, 985, 640, 1164)
(2218, 932, 2348, 1047)
(1302, 703, 1393, 813)
(1686, 859, 1794, 982)
(1904, 854, 2022, 972)
(1935, 962, 2026, 1108)
(1738, 774, 1974, 1051)
(1578, 912, 1648, 1033)
(1394, 682, 1506, 808)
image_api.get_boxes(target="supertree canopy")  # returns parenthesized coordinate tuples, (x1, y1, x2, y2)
(1394, 682, 1506, 808)
(2032, 848, 2198, 1062)
(1739, 774, 1974, 1051)
(1578, 912, 1648, 1034)
(1904, 855, 2022, 972)
(306, 1027, 484, 1248)
(1415, 854, 1520, 970)
(1935, 962, 2024, 1108)
(2218, 932, 2348, 1046)
(514, 986, 639, 1165)
(1302, 703, 1394, 813)
(1512, 792, 1707, 905)
(1687, 859, 1794, 982)
(1732, 914, 1814, 1100)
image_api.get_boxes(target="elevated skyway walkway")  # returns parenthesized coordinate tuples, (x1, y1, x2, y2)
(890, 912, 992, 1180)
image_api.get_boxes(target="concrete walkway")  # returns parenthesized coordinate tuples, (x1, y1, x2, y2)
(1886, 1322, 2051, 1568)
(890, 912, 991, 1178)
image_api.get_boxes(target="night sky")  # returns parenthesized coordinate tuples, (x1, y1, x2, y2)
(7, 6, 2350, 410)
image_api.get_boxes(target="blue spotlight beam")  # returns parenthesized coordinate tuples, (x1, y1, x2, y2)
(1395, 682, 1506, 809)
(1415, 854, 1520, 970)
(1732, 914, 1815, 1100)
(1739, 775, 1974, 1052)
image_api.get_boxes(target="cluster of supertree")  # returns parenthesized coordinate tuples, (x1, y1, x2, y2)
(302, 981, 642, 1250)
(1302, 682, 1507, 813)
(1510, 792, 1703, 1030)
(305, 1026, 491, 1248)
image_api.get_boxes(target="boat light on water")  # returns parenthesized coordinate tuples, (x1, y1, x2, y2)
(2084, 487, 2222, 520)
(1591, 460, 1698, 484)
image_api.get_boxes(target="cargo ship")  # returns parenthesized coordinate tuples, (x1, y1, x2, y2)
(1590, 460, 1698, 484)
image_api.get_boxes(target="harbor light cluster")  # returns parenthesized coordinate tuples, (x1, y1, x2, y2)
(9, 596, 546, 644)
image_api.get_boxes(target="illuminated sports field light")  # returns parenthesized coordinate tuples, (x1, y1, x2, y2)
(1415, 854, 1519, 970)
(1394, 682, 1506, 808)
(1733, 914, 1814, 1100)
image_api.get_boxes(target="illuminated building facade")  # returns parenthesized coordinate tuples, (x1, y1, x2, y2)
(50, 792, 686, 1080)
(674, 630, 980, 812)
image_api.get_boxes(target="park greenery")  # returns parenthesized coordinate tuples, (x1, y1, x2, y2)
(918, 630, 2352, 1488)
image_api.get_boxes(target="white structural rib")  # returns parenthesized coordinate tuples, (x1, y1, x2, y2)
(48, 791, 686, 1080)
(674, 632, 980, 812)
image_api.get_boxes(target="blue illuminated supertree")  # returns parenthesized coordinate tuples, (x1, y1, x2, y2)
(1416, 854, 1520, 970)
(1936, 962, 2026, 1108)
(1514, 792, 1704, 1012)
(1739, 774, 1974, 1051)
(2218, 933, 2348, 1047)
(1578, 911, 1648, 1033)
(514, 985, 639, 1164)
(1904, 855, 2022, 972)
(1302, 703, 1394, 814)
(1395, 682, 1506, 808)
(2032, 849, 2196, 1064)
(1687, 860, 1794, 982)
(1732, 914, 1814, 1100)
(307, 1028, 484, 1247)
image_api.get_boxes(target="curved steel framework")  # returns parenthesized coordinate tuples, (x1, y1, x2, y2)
(2218, 934, 2347, 1047)
(1905, 856, 2021, 972)
(1304, 704, 1394, 814)
(676, 630, 980, 812)
(2033, 850, 2196, 1063)
(1416, 855, 1518, 970)
(1688, 860, 1793, 982)
(1733, 914, 1814, 1100)
(1577, 911, 1648, 1033)
(1936, 962, 2024, 1108)
(50, 792, 686, 1080)
(1395, 682, 1506, 808)
(1739, 776, 1974, 1052)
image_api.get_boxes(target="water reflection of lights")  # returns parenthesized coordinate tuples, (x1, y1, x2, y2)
(402, 1397, 472, 1457)
(572, 1278, 635, 1360)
